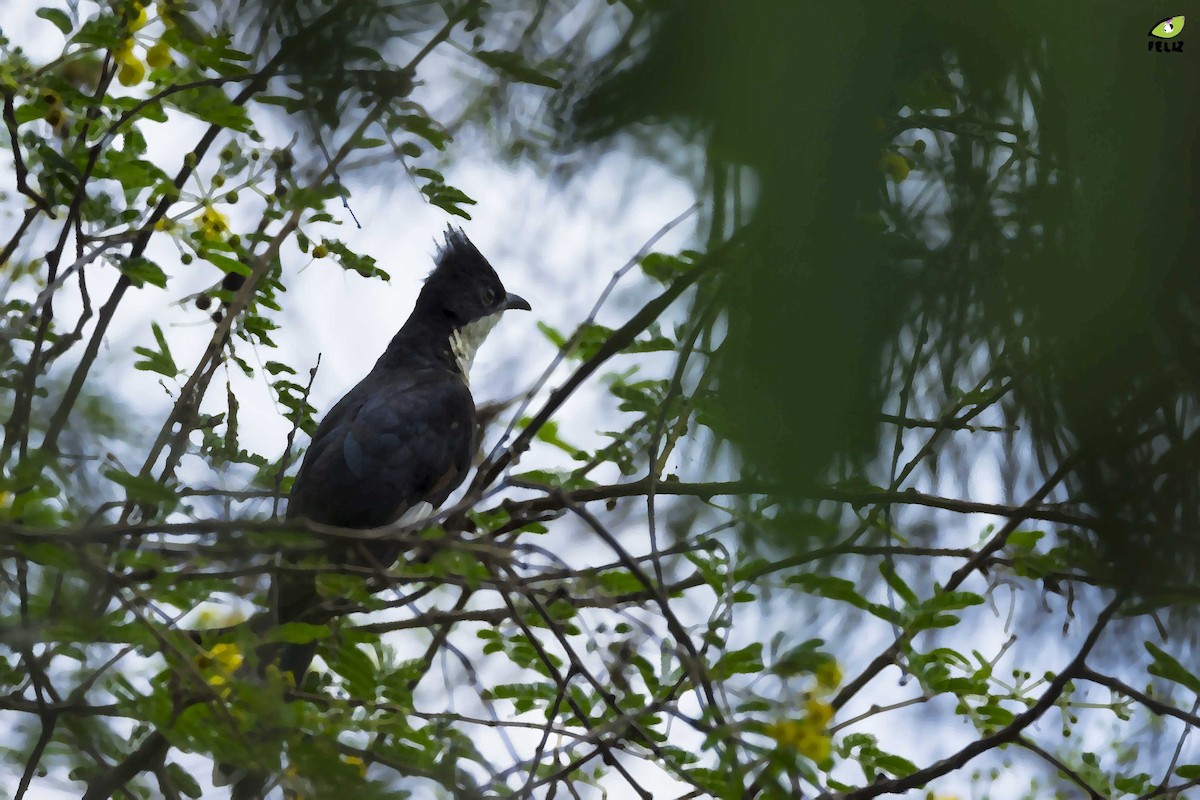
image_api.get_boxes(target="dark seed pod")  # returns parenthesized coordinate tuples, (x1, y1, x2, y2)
(195, 294, 212, 311)
(211, 311, 223, 324)
(221, 272, 245, 292)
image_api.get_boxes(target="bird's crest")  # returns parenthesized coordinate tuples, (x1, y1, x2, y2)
(430, 227, 498, 283)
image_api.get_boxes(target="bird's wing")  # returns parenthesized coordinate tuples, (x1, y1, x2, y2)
(287, 367, 476, 530)
(274, 368, 475, 642)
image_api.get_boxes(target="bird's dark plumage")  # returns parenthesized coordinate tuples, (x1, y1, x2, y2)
(275, 229, 528, 681)
(224, 230, 527, 797)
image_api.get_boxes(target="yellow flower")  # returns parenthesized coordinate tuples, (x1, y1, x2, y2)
(815, 659, 842, 691)
(796, 729, 832, 761)
(805, 698, 834, 727)
(198, 206, 229, 240)
(114, 38, 135, 63)
(117, 58, 146, 87)
(194, 606, 245, 628)
(880, 152, 911, 183)
(197, 643, 242, 697)
(129, 6, 148, 31)
(146, 40, 173, 69)
(766, 719, 803, 747)
(342, 755, 367, 777)
(207, 642, 244, 673)
(767, 719, 832, 762)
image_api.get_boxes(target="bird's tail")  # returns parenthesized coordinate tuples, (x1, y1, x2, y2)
(212, 570, 322, 796)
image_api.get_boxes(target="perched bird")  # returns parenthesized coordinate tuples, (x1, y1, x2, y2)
(271, 228, 529, 684)
(224, 228, 529, 797)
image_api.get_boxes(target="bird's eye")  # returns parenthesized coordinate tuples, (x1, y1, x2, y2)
(480, 286, 497, 306)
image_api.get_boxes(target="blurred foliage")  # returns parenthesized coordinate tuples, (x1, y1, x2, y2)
(570, 0, 1200, 591)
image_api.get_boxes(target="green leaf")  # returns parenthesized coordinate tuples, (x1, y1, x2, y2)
(909, 610, 961, 630)
(204, 251, 251, 276)
(476, 50, 562, 89)
(534, 420, 587, 460)
(596, 569, 643, 595)
(133, 323, 179, 377)
(974, 702, 1015, 726)
(537, 321, 567, 348)
(119, 256, 168, 288)
(36, 7, 73, 34)
(788, 573, 870, 610)
(489, 682, 558, 715)
(1176, 765, 1200, 779)
(102, 468, 178, 506)
(713, 643, 763, 678)
(922, 590, 984, 612)
(640, 252, 694, 284)
(874, 753, 918, 777)
(879, 562, 919, 606)
(570, 322, 615, 361)
(164, 86, 252, 131)
(16, 541, 76, 569)
(1113, 773, 1150, 794)
(771, 639, 831, 678)
(166, 762, 203, 798)
(394, 113, 450, 150)
(1007, 529, 1044, 549)
(1146, 642, 1200, 696)
(270, 622, 330, 645)
(332, 641, 377, 699)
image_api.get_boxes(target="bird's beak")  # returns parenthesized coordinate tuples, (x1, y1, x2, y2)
(505, 292, 531, 311)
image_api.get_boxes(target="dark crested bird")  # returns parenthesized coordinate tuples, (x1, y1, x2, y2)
(224, 229, 529, 798)
(276, 227, 530, 680)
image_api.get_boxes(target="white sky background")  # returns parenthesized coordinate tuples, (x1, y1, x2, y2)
(1, 3, 1189, 799)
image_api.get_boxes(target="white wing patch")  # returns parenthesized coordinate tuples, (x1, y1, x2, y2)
(449, 310, 504, 385)
(395, 500, 434, 528)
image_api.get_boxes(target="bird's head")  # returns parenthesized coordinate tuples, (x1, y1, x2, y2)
(409, 228, 531, 377)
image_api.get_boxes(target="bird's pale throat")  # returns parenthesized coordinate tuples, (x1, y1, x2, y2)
(449, 311, 504, 382)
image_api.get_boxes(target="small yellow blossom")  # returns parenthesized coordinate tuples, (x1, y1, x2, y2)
(197, 642, 242, 697)
(806, 698, 834, 727)
(815, 659, 842, 691)
(118, 59, 146, 86)
(129, 5, 149, 32)
(880, 152, 911, 183)
(114, 40, 145, 87)
(206, 642, 244, 673)
(797, 729, 832, 761)
(146, 40, 173, 69)
(767, 718, 832, 762)
(198, 205, 229, 240)
(114, 38, 135, 63)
